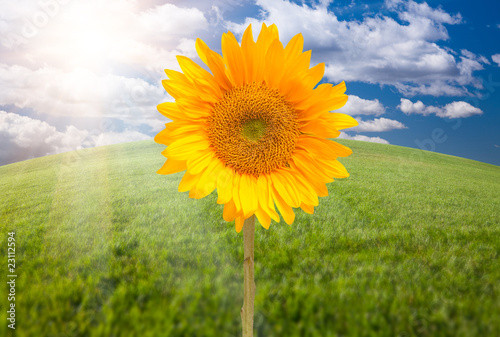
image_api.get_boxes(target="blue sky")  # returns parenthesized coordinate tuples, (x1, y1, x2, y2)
(0, 0, 499, 166)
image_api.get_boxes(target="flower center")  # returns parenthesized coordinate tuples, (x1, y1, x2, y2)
(241, 119, 267, 142)
(207, 82, 300, 177)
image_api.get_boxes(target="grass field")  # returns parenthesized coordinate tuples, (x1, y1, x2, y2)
(0, 139, 499, 337)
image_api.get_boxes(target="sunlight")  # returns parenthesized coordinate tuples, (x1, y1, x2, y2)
(46, 2, 118, 68)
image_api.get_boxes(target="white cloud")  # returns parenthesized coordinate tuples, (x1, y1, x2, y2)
(394, 81, 469, 96)
(338, 132, 390, 144)
(389, 0, 462, 25)
(0, 110, 87, 165)
(0, 111, 150, 166)
(0, 64, 168, 126)
(353, 117, 407, 132)
(226, 0, 485, 96)
(338, 95, 386, 116)
(398, 98, 482, 118)
(492, 54, 500, 67)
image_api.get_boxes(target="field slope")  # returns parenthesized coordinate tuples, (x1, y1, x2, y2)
(1, 139, 499, 337)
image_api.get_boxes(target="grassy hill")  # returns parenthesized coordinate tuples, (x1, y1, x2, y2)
(1, 139, 499, 337)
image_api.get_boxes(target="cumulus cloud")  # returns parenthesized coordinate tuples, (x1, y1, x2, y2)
(492, 54, 500, 67)
(353, 117, 407, 132)
(226, 0, 486, 96)
(338, 95, 386, 116)
(0, 0, 209, 148)
(338, 132, 390, 144)
(398, 98, 483, 118)
(0, 64, 168, 128)
(0, 111, 149, 166)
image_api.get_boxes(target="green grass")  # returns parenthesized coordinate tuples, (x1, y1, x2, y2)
(0, 139, 499, 337)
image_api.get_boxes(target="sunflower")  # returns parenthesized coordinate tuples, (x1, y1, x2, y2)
(155, 23, 358, 232)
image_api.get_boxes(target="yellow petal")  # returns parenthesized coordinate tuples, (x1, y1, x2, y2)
(163, 135, 209, 160)
(162, 79, 198, 100)
(271, 185, 295, 225)
(257, 175, 280, 222)
(157, 158, 187, 175)
(186, 149, 214, 175)
(221, 31, 246, 86)
(297, 135, 352, 159)
(177, 55, 222, 99)
(157, 102, 183, 120)
(206, 48, 232, 91)
(322, 112, 359, 130)
(193, 159, 223, 199)
(155, 122, 203, 146)
(239, 174, 258, 218)
(255, 206, 271, 229)
(290, 150, 333, 182)
(216, 166, 234, 204)
(314, 157, 350, 178)
(232, 174, 242, 213)
(178, 172, 201, 192)
(164, 69, 191, 84)
(270, 170, 300, 207)
(287, 169, 319, 206)
(284, 33, 304, 65)
(195, 38, 209, 65)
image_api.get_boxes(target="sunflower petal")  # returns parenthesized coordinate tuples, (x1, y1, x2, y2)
(217, 166, 234, 204)
(255, 206, 271, 229)
(163, 135, 209, 160)
(157, 158, 186, 175)
(223, 199, 237, 222)
(222, 31, 246, 86)
(272, 185, 295, 225)
(300, 203, 315, 214)
(239, 174, 258, 218)
(235, 215, 245, 233)
(178, 172, 201, 192)
(322, 112, 359, 130)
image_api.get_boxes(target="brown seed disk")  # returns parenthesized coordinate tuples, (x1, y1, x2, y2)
(207, 82, 300, 176)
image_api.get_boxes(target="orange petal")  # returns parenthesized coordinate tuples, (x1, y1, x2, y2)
(235, 215, 245, 233)
(300, 203, 315, 214)
(300, 118, 341, 138)
(223, 199, 237, 222)
(241, 24, 256, 83)
(264, 39, 285, 89)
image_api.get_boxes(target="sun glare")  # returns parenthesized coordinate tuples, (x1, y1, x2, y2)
(45, 2, 118, 68)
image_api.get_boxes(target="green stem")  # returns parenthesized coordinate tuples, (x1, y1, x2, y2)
(241, 215, 255, 337)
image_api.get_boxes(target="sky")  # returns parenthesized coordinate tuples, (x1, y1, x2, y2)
(1, 0, 499, 166)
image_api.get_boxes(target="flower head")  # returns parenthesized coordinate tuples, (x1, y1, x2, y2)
(155, 23, 358, 232)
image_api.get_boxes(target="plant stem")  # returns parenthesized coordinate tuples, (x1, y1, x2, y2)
(241, 215, 255, 337)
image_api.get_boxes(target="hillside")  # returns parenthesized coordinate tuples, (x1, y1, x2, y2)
(1, 139, 499, 337)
